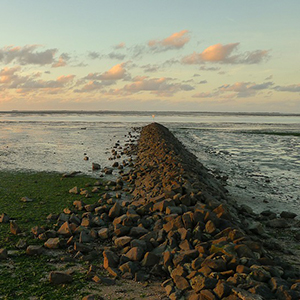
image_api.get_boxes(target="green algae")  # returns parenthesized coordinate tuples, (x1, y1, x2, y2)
(0, 171, 104, 299)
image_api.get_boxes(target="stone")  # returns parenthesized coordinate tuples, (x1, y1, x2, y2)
(190, 274, 217, 293)
(103, 250, 119, 269)
(141, 252, 161, 267)
(134, 271, 150, 282)
(129, 226, 148, 237)
(69, 186, 78, 194)
(0, 248, 8, 259)
(49, 271, 72, 284)
(44, 238, 60, 249)
(98, 228, 109, 239)
(73, 200, 85, 210)
(92, 163, 101, 170)
(21, 196, 33, 202)
(57, 221, 72, 236)
(205, 220, 217, 235)
(173, 275, 190, 291)
(267, 218, 290, 228)
(199, 289, 217, 300)
(119, 261, 139, 274)
(10, 221, 21, 235)
(248, 284, 274, 300)
(0, 213, 10, 223)
(108, 202, 122, 218)
(280, 211, 297, 219)
(125, 247, 144, 261)
(115, 236, 132, 248)
(26, 245, 43, 256)
(16, 239, 27, 249)
(213, 282, 232, 298)
(80, 230, 92, 243)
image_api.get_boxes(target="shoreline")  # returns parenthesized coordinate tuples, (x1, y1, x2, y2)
(0, 123, 299, 299)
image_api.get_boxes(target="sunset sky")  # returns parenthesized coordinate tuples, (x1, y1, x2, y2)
(0, 1, 299, 112)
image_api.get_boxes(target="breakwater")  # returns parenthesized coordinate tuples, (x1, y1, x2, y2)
(109, 123, 299, 299)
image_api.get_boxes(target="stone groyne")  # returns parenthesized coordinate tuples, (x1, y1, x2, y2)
(103, 123, 299, 300)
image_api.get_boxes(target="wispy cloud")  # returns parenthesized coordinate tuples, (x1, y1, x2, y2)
(108, 76, 194, 97)
(114, 42, 126, 49)
(148, 30, 190, 52)
(182, 43, 270, 65)
(273, 84, 300, 92)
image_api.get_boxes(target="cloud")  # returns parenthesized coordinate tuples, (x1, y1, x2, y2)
(0, 66, 75, 94)
(88, 51, 101, 59)
(273, 84, 300, 92)
(114, 42, 126, 49)
(182, 43, 270, 65)
(0, 45, 57, 65)
(108, 52, 126, 60)
(200, 66, 221, 71)
(52, 56, 67, 68)
(113, 76, 194, 96)
(192, 92, 216, 98)
(99, 63, 127, 80)
(199, 80, 208, 84)
(141, 64, 160, 73)
(148, 30, 190, 52)
(218, 81, 274, 97)
(87, 51, 125, 60)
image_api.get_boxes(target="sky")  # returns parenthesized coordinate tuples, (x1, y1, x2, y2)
(0, 0, 299, 112)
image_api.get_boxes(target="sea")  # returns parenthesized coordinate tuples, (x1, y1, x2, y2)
(0, 111, 299, 216)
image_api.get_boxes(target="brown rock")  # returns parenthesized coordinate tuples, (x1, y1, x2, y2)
(69, 186, 78, 194)
(57, 221, 72, 236)
(125, 247, 144, 261)
(173, 275, 190, 291)
(10, 221, 21, 235)
(115, 236, 132, 248)
(0, 213, 10, 223)
(98, 228, 109, 239)
(44, 237, 60, 249)
(190, 274, 217, 293)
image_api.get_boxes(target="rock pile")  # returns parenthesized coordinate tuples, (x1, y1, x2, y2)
(99, 123, 299, 300)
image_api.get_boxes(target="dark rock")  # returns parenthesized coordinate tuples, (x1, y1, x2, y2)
(49, 271, 72, 284)
(267, 218, 290, 228)
(280, 211, 297, 219)
(103, 250, 119, 269)
(26, 245, 43, 256)
(0, 248, 8, 260)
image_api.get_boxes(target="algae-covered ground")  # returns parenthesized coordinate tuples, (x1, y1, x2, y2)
(0, 171, 103, 299)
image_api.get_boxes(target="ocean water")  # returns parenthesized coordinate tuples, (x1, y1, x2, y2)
(0, 111, 299, 216)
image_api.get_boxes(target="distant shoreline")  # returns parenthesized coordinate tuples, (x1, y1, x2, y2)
(0, 110, 299, 117)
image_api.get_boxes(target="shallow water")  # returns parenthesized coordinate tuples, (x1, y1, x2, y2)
(1, 111, 299, 216)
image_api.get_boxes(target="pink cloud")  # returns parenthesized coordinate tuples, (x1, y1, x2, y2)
(100, 63, 126, 80)
(182, 43, 269, 64)
(52, 56, 67, 68)
(148, 30, 190, 51)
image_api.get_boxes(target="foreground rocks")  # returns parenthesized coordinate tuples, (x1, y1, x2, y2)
(4, 123, 299, 299)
